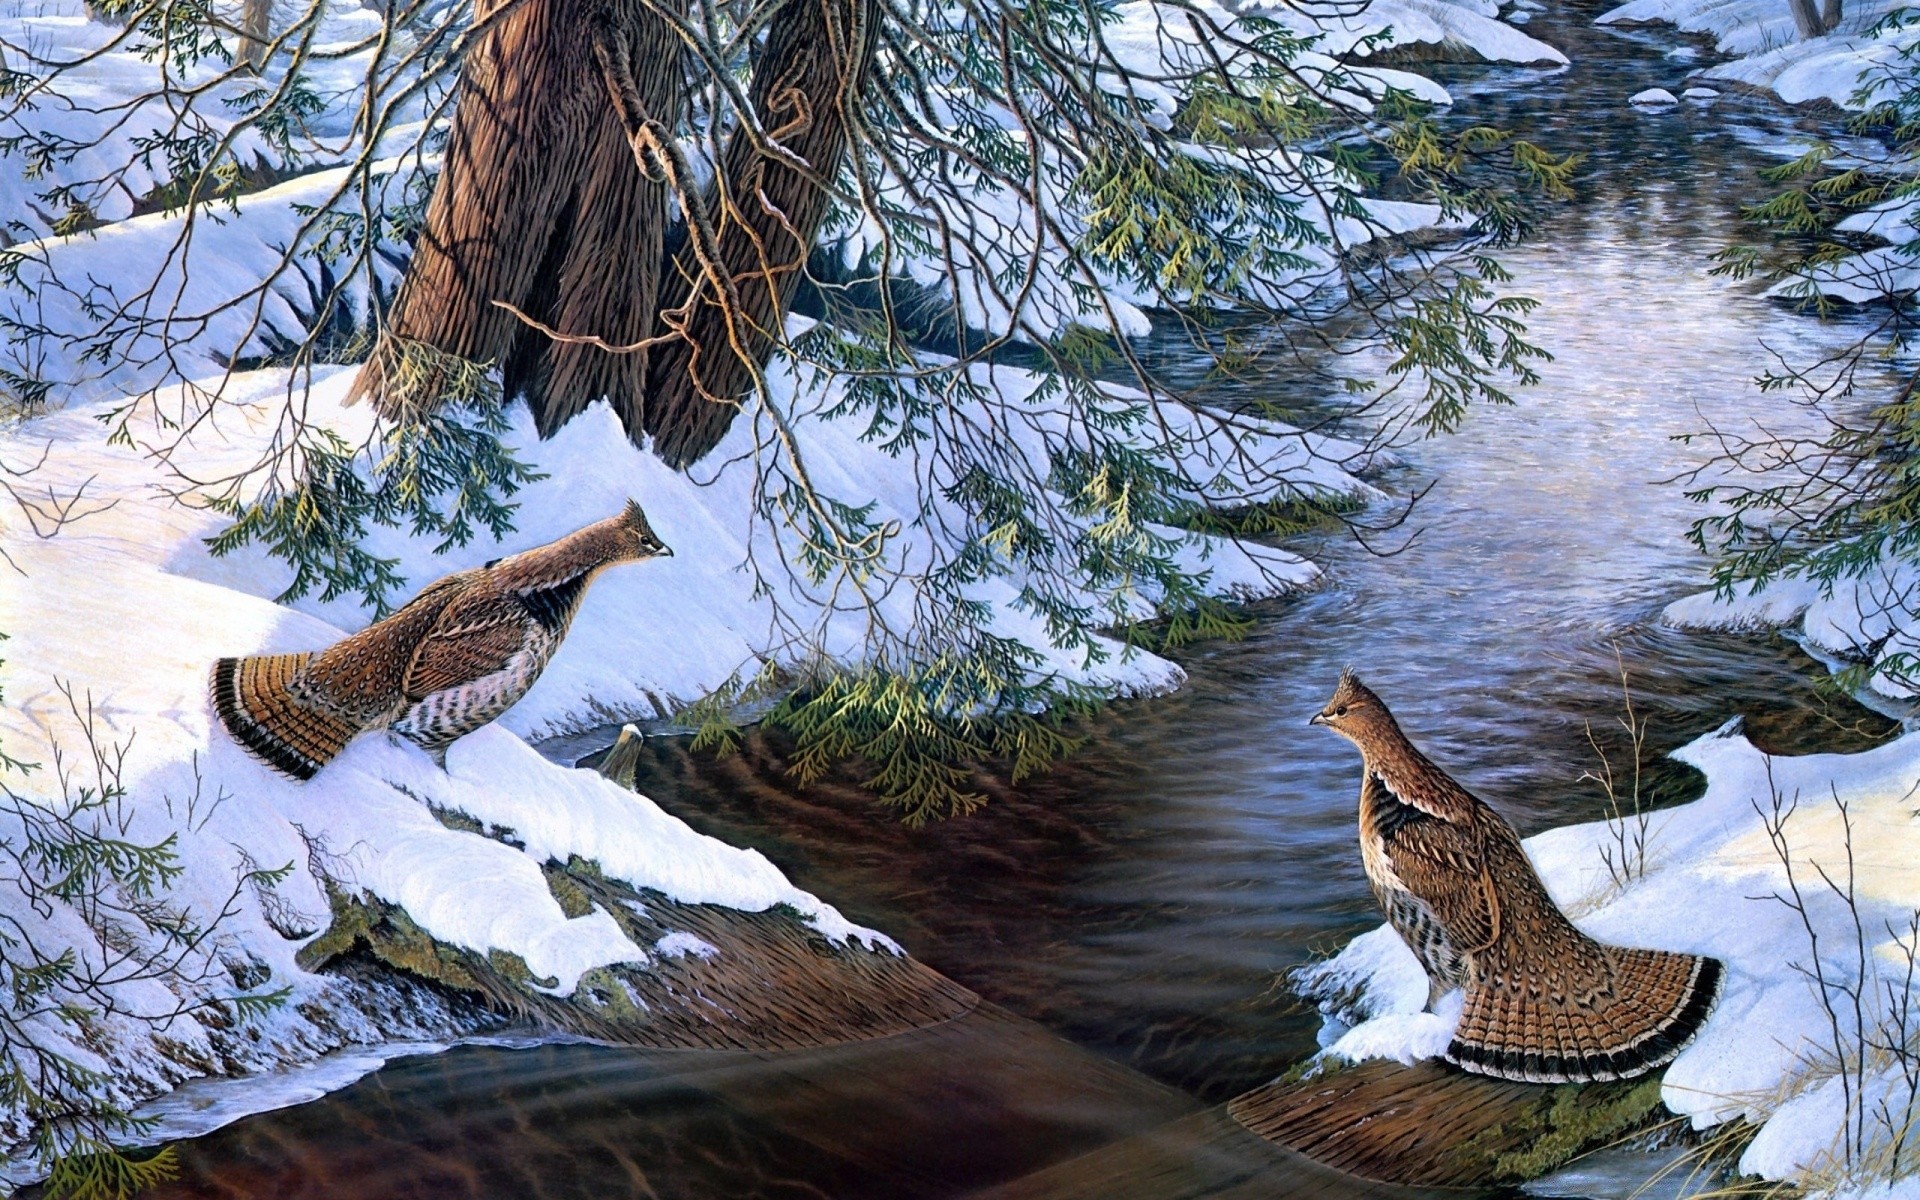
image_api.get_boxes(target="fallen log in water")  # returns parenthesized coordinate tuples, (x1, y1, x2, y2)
(1226, 1057, 1667, 1188)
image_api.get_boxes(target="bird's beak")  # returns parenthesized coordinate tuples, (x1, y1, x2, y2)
(1309, 712, 1327, 727)
(657, 544, 674, 558)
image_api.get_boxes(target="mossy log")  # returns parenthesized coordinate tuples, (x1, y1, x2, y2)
(1226, 1057, 1668, 1188)
(299, 858, 977, 1052)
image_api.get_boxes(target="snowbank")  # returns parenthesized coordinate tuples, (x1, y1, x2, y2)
(52, 363, 1343, 741)
(0, 0, 437, 240)
(0, 340, 1352, 1150)
(1260, 0, 1567, 67)
(1599, 0, 1913, 109)
(1298, 719, 1920, 1193)
(1665, 565, 1920, 702)
(1754, 193, 1920, 303)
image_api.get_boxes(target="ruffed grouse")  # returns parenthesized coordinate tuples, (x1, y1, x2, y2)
(1312, 670, 1721, 1084)
(211, 500, 672, 779)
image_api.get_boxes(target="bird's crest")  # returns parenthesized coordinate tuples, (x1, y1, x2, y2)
(1331, 666, 1365, 705)
(621, 498, 656, 537)
(616, 498, 671, 558)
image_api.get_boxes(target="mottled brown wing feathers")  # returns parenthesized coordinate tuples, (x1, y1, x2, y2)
(402, 585, 532, 699)
(295, 572, 475, 720)
(1375, 786, 1501, 956)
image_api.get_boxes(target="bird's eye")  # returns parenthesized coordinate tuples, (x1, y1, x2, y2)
(1335, 706, 1348, 717)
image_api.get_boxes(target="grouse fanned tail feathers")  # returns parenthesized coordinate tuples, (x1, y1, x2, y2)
(1312, 670, 1722, 1084)
(211, 501, 672, 779)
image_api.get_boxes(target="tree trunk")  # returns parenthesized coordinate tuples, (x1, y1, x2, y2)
(1788, 0, 1824, 37)
(1820, 0, 1842, 32)
(350, 0, 679, 433)
(237, 0, 271, 71)
(641, 0, 877, 468)
(504, 1, 683, 436)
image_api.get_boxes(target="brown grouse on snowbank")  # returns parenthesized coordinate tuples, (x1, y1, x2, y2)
(1311, 670, 1721, 1084)
(212, 501, 672, 779)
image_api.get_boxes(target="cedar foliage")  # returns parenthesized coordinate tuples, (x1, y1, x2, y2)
(1690, 11, 1920, 692)
(0, 683, 288, 1195)
(1, 0, 1574, 818)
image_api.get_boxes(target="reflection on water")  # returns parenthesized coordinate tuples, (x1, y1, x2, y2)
(152, 1011, 1210, 1200)
(151, 3, 1911, 1196)
(149, 1009, 1480, 1199)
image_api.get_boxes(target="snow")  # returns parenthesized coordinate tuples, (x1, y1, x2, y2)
(1298, 719, 1920, 1192)
(1779, 195, 1920, 302)
(655, 931, 719, 960)
(1632, 87, 1681, 104)
(1665, 563, 1920, 701)
(1598, 0, 1916, 109)
(0, 0, 441, 241)
(1683, 86, 1721, 98)
(1258, 0, 1567, 67)
(0, 159, 418, 410)
(1838, 197, 1920, 241)
(0, 335, 1355, 1150)
(1323, 989, 1465, 1066)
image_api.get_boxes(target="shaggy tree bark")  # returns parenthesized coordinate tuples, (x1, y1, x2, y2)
(1788, 0, 1823, 38)
(350, 0, 682, 437)
(352, 0, 876, 468)
(641, 0, 879, 467)
(1788, 0, 1840, 36)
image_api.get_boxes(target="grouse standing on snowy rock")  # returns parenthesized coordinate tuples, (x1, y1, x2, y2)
(211, 501, 672, 779)
(1311, 670, 1721, 1084)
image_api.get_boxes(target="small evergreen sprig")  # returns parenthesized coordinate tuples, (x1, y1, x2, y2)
(689, 641, 1101, 825)
(207, 345, 544, 614)
(0, 691, 288, 1197)
(1685, 7, 1920, 639)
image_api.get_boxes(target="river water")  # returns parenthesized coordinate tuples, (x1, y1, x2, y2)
(146, 5, 1915, 1198)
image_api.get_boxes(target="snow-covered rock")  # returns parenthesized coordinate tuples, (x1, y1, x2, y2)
(1682, 86, 1721, 99)
(1631, 87, 1682, 105)
(1287, 0, 1568, 66)
(1299, 720, 1920, 1193)
(1599, 0, 1914, 110)
(1666, 558, 1920, 701)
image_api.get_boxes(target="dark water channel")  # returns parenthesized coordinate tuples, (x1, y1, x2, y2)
(150, 6, 1917, 1197)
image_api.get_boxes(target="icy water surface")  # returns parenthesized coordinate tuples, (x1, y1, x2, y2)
(148, 5, 1914, 1198)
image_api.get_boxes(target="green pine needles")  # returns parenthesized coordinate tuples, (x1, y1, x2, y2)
(687, 644, 1103, 824)
(0, 691, 288, 1197)
(204, 341, 543, 614)
(1687, 9, 1920, 692)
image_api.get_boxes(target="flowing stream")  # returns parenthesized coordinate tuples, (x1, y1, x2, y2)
(143, 6, 1920, 1197)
